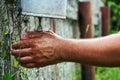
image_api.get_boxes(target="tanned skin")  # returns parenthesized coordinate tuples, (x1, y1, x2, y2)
(11, 31, 120, 68)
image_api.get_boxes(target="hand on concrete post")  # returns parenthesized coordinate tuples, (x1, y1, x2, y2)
(11, 31, 67, 68)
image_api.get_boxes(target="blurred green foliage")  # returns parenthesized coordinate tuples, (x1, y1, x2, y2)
(96, 67, 120, 80)
(105, 0, 120, 32)
(2, 73, 12, 80)
(72, 64, 81, 80)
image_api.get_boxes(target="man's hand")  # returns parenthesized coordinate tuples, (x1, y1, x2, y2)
(11, 31, 66, 68)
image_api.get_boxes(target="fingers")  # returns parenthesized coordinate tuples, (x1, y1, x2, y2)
(19, 57, 51, 68)
(27, 31, 43, 38)
(11, 48, 32, 57)
(19, 56, 34, 63)
(26, 30, 54, 38)
(20, 32, 39, 40)
(19, 58, 48, 68)
(20, 63, 36, 68)
(12, 40, 33, 49)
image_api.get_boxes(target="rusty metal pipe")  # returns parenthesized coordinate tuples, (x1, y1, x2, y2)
(78, 2, 93, 38)
(100, 7, 110, 36)
(78, 2, 95, 80)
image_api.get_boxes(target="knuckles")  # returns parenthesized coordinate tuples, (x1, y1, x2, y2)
(11, 31, 61, 68)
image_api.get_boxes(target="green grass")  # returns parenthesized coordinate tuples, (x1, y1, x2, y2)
(72, 65, 120, 80)
(96, 67, 120, 80)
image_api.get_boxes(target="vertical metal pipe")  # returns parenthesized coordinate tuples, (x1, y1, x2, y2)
(78, 2, 95, 80)
(100, 7, 110, 36)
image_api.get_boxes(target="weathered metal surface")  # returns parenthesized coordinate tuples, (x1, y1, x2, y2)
(78, 2, 95, 80)
(21, 0, 67, 18)
(79, 0, 104, 25)
(100, 7, 110, 36)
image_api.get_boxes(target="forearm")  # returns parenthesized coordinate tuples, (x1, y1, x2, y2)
(62, 33, 120, 67)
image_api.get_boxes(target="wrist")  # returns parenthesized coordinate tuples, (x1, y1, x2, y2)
(58, 39, 74, 62)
